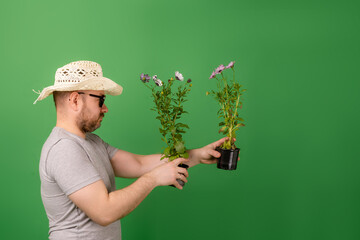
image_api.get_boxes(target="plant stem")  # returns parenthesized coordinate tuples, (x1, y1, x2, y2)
(222, 72, 232, 148)
(229, 94, 241, 148)
(232, 68, 235, 83)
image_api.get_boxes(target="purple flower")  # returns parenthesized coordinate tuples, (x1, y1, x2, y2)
(209, 71, 216, 79)
(215, 64, 225, 74)
(225, 61, 235, 69)
(140, 73, 150, 83)
(155, 79, 163, 86)
(175, 71, 184, 81)
(187, 78, 192, 83)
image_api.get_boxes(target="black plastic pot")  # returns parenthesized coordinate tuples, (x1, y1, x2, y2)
(216, 147, 240, 170)
(170, 163, 189, 188)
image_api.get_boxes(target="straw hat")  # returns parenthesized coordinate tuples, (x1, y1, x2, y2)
(33, 60, 123, 104)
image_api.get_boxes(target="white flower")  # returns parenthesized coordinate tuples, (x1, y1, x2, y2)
(152, 75, 158, 81)
(155, 79, 163, 86)
(175, 71, 184, 81)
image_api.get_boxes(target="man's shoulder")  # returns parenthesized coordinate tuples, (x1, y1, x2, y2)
(86, 132, 103, 143)
(39, 127, 87, 179)
(42, 127, 84, 153)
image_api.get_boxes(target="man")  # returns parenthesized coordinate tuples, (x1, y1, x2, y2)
(34, 61, 230, 240)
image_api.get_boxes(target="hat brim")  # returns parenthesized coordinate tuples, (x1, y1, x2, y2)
(33, 77, 123, 104)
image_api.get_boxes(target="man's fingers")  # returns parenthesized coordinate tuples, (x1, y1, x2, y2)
(173, 181, 183, 190)
(208, 149, 221, 158)
(212, 137, 237, 148)
(177, 167, 189, 177)
(178, 174, 188, 183)
(201, 159, 217, 164)
(172, 157, 189, 166)
(213, 137, 228, 147)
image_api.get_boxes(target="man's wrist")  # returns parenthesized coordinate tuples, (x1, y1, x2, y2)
(141, 172, 158, 188)
(187, 149, 201, 167)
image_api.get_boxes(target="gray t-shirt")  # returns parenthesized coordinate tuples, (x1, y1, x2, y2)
(39, 127, 121, 240)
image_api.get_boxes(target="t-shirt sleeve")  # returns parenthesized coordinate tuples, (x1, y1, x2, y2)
(90, 133, 119, 159)
(47, 139, 102, 196)
(104, 141, 118, 159)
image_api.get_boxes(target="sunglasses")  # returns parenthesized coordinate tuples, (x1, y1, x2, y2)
(78, 92, 106, 108)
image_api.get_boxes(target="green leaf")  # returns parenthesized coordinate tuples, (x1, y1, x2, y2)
(234, 123, 245, 129)
(176, 123, 189, 129)
(174, 141, 185, 153)
(169, 155, 178, 161)
(219, 126, 227, 133)
(179, 151, 189, 159)
(164, 147, 170, 156)
(219, 122, 225, 126)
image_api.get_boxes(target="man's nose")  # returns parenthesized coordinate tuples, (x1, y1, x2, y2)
(101, 104, 108, 113)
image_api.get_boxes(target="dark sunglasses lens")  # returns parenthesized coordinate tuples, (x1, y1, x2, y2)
(99, 98, 105, 107)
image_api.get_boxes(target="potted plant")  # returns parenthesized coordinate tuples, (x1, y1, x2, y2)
(141, 71, 192, 186)
(206, 61, 247, 170)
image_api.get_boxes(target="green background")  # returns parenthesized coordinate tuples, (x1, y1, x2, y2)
(1, 0, 359, 239)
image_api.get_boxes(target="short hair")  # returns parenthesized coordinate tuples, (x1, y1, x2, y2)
(53, 91, 72, 108)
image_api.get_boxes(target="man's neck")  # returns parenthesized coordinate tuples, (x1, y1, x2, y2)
(56, 121, 86, 139)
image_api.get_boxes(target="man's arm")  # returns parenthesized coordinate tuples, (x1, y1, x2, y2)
(110, 150, 166, 178)
(69, 158, 189, 226)
(110, 137, 231, 178)
(187, 137, 231, 167)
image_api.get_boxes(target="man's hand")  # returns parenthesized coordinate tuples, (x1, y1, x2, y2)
(144, 158, 190, 190)
(188, 137, 236, 167)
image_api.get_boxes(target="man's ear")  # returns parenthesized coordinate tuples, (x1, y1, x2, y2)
(68, 92, 83, 111)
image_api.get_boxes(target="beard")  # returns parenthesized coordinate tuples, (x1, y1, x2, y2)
(77, 108, 104, 133)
